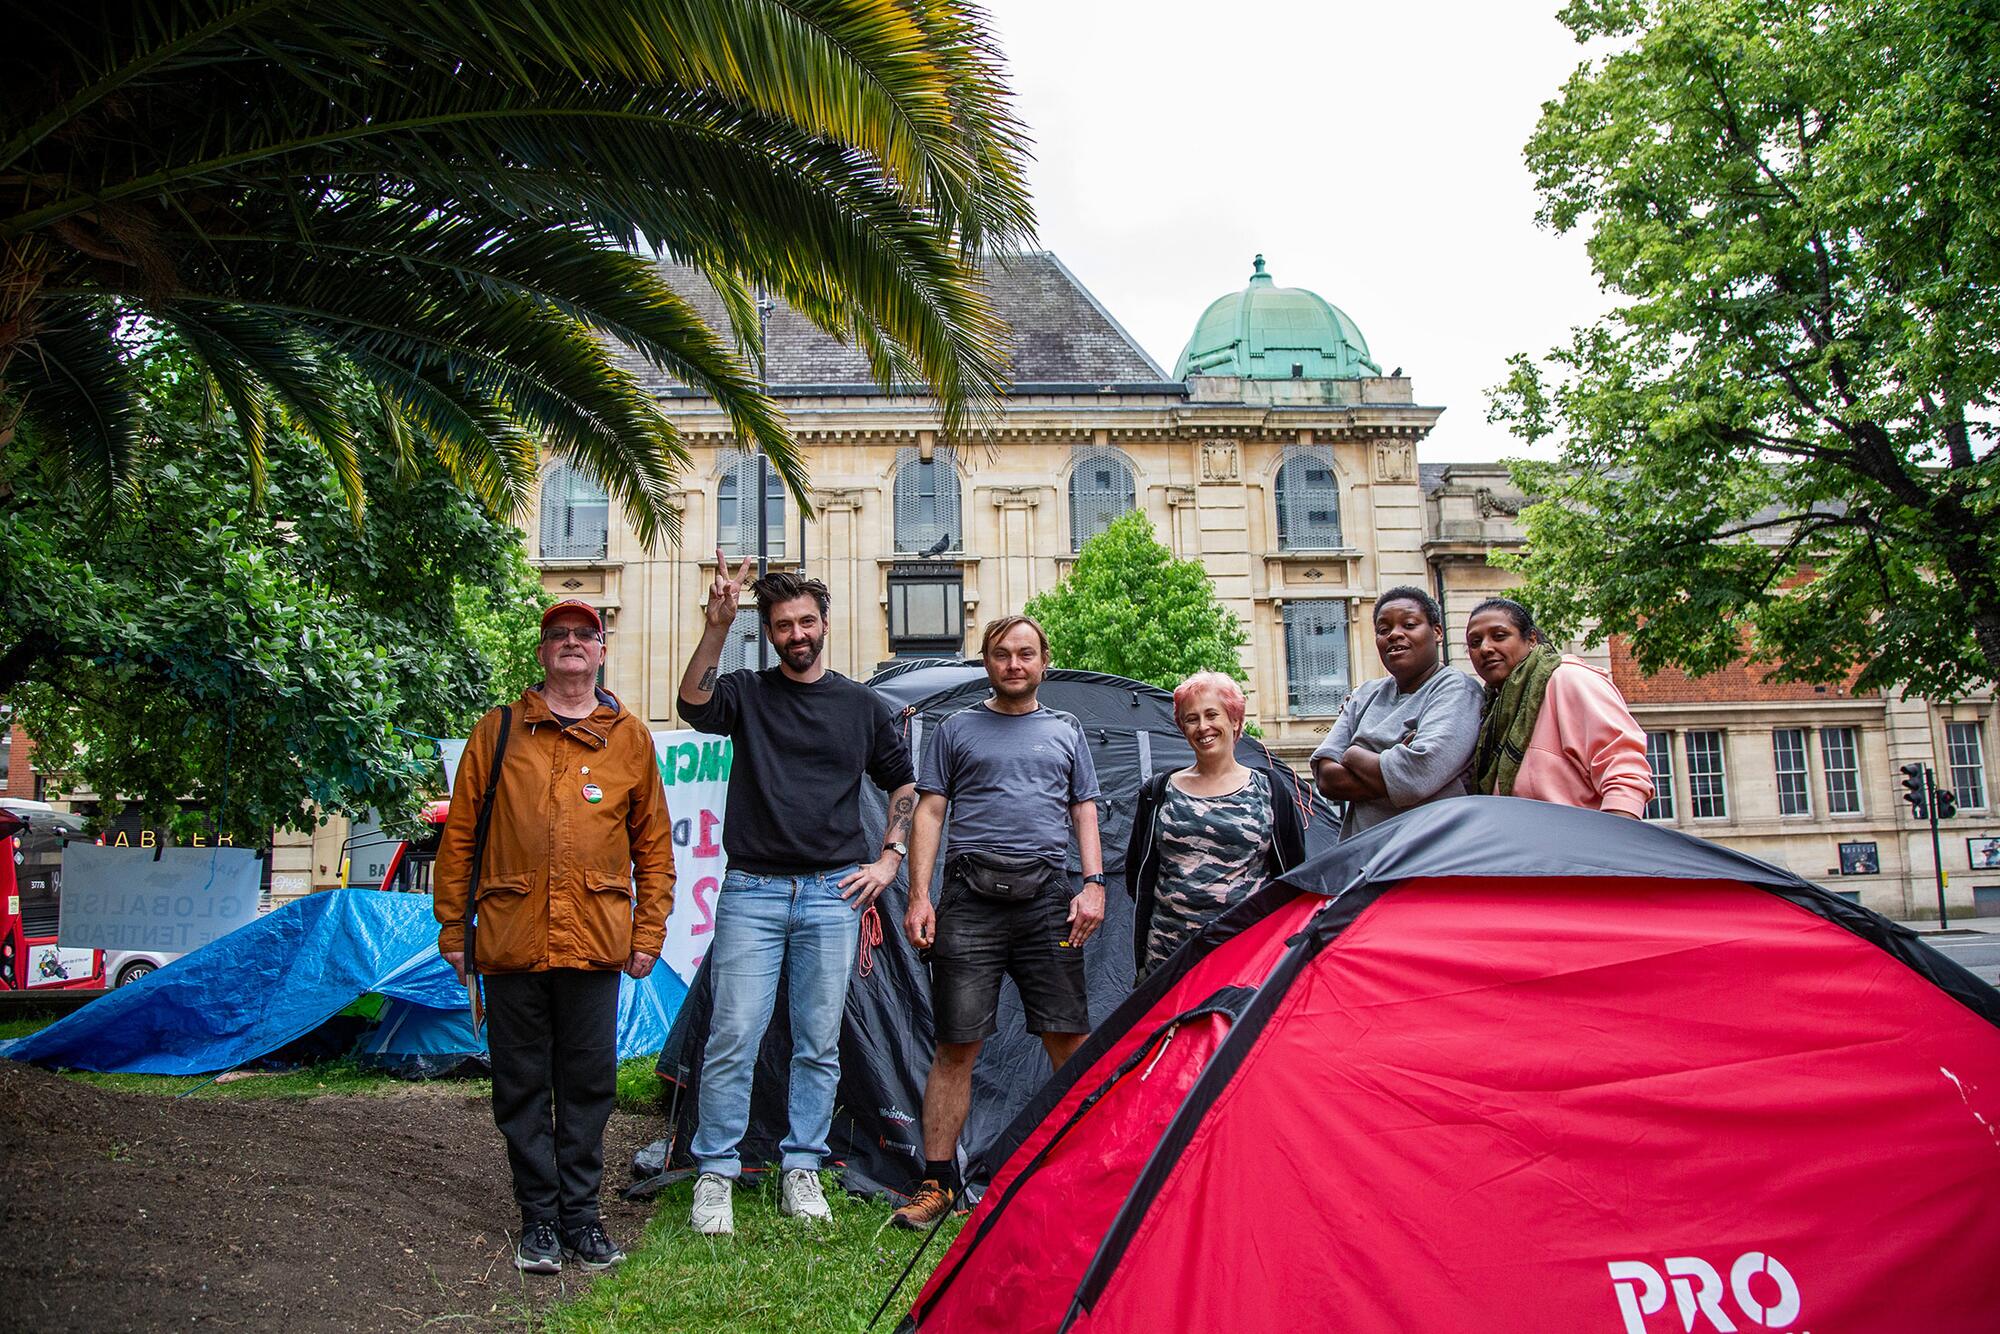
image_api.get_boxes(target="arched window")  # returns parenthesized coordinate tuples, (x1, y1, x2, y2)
(1068, 445, 1135, 551)
(893, 446, 962, 554)
(1275, 445, 1342, 550)
(717, 453, 786, 559)
(539, 460, 609, 560)
(717, 606, 765, 674)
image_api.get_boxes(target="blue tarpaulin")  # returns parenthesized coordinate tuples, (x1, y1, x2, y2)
(1, 889, 686, 1074)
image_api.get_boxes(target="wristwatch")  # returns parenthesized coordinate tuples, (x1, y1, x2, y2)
(1082, 873, 1106, 887)
(883, 839, 909, 858)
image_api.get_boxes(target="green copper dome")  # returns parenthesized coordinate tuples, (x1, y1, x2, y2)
(1174, 255, 1380, 380)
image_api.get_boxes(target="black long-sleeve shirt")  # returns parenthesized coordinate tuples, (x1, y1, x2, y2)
(680, 668, 915, 875)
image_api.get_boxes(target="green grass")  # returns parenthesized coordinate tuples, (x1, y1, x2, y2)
(544, 1173, 963, 1334)
(616, 1054, 669, 1114)
(0, 1013, 60, 1041)
(65, 1058, 437, 1099)
(6, 1005, 666, 1109)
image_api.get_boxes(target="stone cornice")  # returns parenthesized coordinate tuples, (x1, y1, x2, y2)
(653, 395, 1442, 446)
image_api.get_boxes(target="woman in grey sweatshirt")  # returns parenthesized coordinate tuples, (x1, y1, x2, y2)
(1311, 586, 1484, 840)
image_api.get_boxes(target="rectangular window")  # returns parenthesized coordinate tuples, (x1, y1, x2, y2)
(1820, 727, 1862, 815)
(887, 567, 963, 657)
(1772, 728, 1811, 816)
(1642, 732, 1675, 821)
(1686, 730, 1728, 819)
(1282, 601, 1351, 716)
(539, 462, 609, 560)
(1947, 721, 1988, 810)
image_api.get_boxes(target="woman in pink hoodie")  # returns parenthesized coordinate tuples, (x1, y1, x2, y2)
(1464, 599, 1654, 817)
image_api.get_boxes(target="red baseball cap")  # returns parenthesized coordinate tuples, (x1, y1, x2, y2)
(541, 599, 604, 634)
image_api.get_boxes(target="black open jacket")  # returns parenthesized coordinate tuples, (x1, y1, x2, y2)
(1124, 750, 1310, 973)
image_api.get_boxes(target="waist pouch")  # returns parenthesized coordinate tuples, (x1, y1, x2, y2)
(949, 849, 1066, 904)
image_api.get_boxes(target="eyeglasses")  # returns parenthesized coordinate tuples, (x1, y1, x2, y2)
(541, 626, 603, 644)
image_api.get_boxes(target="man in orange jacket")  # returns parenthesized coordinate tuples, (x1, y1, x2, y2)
(434, 598, 674, 1276)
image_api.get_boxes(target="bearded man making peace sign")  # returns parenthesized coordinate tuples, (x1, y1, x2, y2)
(676, 553, 918, 1234)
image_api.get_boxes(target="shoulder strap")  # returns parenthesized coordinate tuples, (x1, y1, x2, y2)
(462, 705, 512, 978)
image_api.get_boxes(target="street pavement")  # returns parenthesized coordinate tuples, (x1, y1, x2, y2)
(1900, 914, 2000, 988)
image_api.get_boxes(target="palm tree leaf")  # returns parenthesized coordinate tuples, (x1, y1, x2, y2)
(4, 299, 139, 508)
(3, 1, 1036, 530)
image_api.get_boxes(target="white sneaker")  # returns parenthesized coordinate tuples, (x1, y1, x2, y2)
(690, 1172, 734, 1235)
(779, 1168, 832, 1222)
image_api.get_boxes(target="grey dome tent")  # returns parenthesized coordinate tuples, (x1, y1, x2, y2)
(649, 663, 1340, 1196)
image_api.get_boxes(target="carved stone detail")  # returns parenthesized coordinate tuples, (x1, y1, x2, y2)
(812, 488, 865, 513)
(1200, 441, 1240, 482)
(1374, 440, 1415, 482)
(989, 486, 1041, 510)
(1474, 486, 1521, 518)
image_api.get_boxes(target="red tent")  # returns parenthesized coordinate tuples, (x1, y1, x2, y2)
(903, 797, 2000, 1333)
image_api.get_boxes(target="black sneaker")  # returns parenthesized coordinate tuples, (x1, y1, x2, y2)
(516, 1219, 562, 1274)
(562, 1220, 626, 1270)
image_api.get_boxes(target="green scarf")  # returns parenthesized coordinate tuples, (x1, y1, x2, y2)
(1473, 643, 1562, 797)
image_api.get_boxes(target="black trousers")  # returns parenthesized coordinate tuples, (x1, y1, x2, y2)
(483, 967, 621, 1229)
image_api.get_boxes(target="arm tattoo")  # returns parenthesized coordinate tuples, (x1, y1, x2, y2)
(698, 666, 717, 691)
(886, 793, 915, 843)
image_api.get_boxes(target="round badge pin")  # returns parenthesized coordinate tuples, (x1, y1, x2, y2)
(582, 783, 604, 804)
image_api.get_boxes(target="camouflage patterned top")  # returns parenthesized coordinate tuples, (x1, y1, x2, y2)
(1142, 769, 1275, 973)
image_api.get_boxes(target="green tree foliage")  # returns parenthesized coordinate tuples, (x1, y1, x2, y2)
(1025, 512, 1247, 692)
(0, 340, 543, 842)
(0, 1, 1033, 535)
(1492, 0, 2000, 696)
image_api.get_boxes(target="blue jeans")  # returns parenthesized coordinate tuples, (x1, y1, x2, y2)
(690, 865, 862, 1176)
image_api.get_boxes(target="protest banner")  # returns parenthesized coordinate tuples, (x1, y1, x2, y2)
(58, 844, 264, 952)
(651, 729, 730, 982)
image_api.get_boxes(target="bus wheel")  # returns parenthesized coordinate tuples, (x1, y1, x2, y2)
(115, 961, 157, 987)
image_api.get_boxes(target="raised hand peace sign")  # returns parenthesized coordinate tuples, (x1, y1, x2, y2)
(706, 547, 755, 628)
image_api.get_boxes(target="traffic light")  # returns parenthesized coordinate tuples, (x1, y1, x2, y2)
(1900, 763, 1929, 820)
(1935, 785, 1957, 820)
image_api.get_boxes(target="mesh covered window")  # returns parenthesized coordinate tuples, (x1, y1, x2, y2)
(1275, 445, 1343, 550)
(539, 461, 608, 560)
(1773, 728, 1811, 816)
(717, 607, 764, 675)
(1687, 730, 1728, 819)
(1643, 732, 1675, 820)
(1821, 726, 1862, 815)
(1282, 601, 1350, 716)
(717, 453, 786, 560)
(893, 447, 962, 554)
(1068, 445, 1135, 551)
(1947, 721, 1988, 810)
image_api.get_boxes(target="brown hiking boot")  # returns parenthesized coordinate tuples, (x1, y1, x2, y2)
(890, 1178, 959, 1230)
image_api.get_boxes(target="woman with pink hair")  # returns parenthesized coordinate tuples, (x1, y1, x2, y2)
(1125, 671, 1307, 977)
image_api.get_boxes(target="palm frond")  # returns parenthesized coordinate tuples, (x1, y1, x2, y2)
(1, 1, 1037, 534)
(4, 299, 139, 507)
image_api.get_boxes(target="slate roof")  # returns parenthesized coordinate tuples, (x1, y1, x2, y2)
(617, 251, 1176, 396)
(1419, 462, 1451, 495)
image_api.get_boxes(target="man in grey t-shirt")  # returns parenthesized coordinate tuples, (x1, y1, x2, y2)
(1313, 586, 1485, 840)
(892, 614, 1105, 1229)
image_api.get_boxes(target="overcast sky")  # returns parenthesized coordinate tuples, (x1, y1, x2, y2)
(985, 0, 1616, 461)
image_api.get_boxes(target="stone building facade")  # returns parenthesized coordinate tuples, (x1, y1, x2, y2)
(518, 251, 1997, 922)
(557, 252, 1438, 766)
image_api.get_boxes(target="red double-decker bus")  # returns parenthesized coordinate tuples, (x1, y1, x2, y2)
(0, 799, 102, 993)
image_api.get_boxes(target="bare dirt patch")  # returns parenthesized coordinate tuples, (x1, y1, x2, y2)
(0, 1060, 656, 1332)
